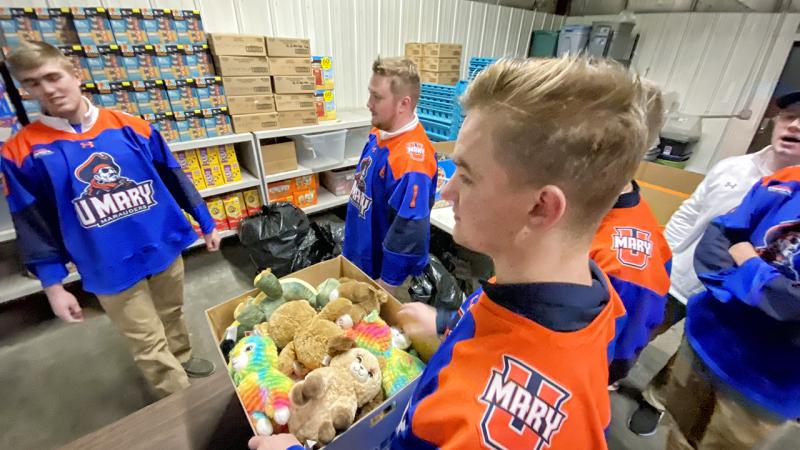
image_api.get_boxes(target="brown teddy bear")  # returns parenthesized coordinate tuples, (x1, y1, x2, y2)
(264, 300, 316, 349)
(277, 297, 354, 378)
(288, 337, 382, 445)
(331, 278, 389, 329)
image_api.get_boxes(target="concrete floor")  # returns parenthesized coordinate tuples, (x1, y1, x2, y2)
(1, 240, 796, 449)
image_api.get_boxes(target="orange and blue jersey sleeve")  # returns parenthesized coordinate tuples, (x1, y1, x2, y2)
(381, 143, 437, 286)
(2, 135, 70, 287)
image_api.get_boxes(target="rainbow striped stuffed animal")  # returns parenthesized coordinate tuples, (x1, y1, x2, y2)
(228, 334, 294, 436)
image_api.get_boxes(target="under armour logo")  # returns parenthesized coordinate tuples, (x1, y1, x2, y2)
(80, 141, 94, 149)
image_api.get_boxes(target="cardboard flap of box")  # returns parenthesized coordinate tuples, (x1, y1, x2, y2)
(432, 140, 456, 156)
(634, 161, 705, 226)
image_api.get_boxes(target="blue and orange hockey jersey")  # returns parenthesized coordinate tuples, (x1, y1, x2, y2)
(343, 118, 436, 285)
(2, 101, 214, 295)
(394, 261, 626, 450)
(689, 165, 800, 419)
(590, 182, 672, 382)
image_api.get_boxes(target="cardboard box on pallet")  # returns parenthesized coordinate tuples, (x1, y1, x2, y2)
(277, 110, 318, 128)
(39, 8, 79, 46)
(208, 33, 266, 56)
(213, 55, 270, 77)
(142, 8, 177, 45)
(174, 10, 205, 45)
(133, 80, 170, 115)
(242, 188, 262, 216)
(143, 112, 180, 143)
(272, 75, 315, 94)
(165, 78, 200, 113)
(311, 56, 334, 90)
(265, 37, 310, 57)
(120, 45, 160, 81)
(195, 76, 227, 110)
(206, 197, 229, 230)
(204, 256, 421, 448)
(108, 8, 148, 45)
(423, 43, 462, 58)
(231, 112, 279, 133)
(314, 90, 336, 121)
(274, 93, 315, 112)
(60, 45, 91, 82)
(222, 193, 246, 229)
(226, 95, 275, 115)
(420, 71, 459, 85)
(221, 76, 272, 96)
(71, 7, 115, 46)
(260, 138, 298, 175)
(202, 108, 234, 137)
(269, 57, 312, 76)
(404, 42, 424, 58)
(421, 58, 460, 73)
(175, 110, 207, 142)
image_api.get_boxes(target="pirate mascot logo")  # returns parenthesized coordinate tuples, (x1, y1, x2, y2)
(72, 152, 157, 228)
(757, 219, 800, 281)
(350, 156, 374, 218)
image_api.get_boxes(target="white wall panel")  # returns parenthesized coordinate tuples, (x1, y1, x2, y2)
(196, 0, 238, 33)
(148, 0, 195, 9)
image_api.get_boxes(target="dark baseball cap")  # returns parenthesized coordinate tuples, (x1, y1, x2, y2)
(776, 91, 800, 109)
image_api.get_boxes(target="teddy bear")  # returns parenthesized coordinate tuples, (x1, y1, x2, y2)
(329, 278, 389, 329)
(288, 337, 383, 445)
(276, 297, 354, 378)
(227, 334, 294, 436)
(262, 300, 317, 349)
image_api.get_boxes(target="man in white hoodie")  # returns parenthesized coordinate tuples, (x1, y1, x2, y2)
(666, 92, 800, 303)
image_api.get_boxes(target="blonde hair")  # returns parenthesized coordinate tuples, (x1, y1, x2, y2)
(462, 57, 648, 235)
(640, 78, 665, 149)
(372, 56, 420, 103)
(6, 41, 75, 80)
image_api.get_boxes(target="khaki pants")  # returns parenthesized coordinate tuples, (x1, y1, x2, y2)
(661, 339, 786, 449)
(97, 257, 191, 397)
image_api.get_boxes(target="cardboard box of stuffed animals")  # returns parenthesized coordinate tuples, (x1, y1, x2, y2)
(205, 256, 422, 449)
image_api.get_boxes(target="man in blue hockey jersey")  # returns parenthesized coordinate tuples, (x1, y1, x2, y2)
(2, 41, 218, 397)
(343, 57, 436, 296)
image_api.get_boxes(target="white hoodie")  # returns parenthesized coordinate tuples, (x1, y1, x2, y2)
(665, 147, 773, 302)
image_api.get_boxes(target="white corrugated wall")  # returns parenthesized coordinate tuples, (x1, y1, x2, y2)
(8, 0, 566, 111)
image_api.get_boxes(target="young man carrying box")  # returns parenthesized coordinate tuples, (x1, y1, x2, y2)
(251, 57, 650, 449)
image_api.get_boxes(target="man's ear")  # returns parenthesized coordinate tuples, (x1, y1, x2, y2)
(528, 185, 567, 231)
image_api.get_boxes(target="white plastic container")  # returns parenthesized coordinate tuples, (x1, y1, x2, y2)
(344, 126, 371, 160)
(292, 129, 347, 170)
(557, 25, 590, 56)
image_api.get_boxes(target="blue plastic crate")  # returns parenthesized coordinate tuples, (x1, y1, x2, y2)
(418, 108, 462, 125)
(420, 83, 458, 99)
(421, 118, 460, 141)
(418, 96, 455, 111)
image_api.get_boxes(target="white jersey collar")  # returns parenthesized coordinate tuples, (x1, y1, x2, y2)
(38, 97, 99, 134)
(378, 114, 419, 141)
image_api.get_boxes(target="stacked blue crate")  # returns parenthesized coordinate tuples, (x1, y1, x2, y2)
(468, 57, 497, 81)
(418, 81, 469, 142)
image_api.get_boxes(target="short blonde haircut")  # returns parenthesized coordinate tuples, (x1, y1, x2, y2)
(372, 56, 420, 103)
(462, 57, 648, 235)
(6, 41, 75, 80)
(640, 78, 665, 149)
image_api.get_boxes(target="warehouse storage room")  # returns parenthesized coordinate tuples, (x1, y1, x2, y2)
(0, 0, 799, 449)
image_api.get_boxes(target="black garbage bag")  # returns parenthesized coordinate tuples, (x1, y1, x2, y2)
(408, 255, 465, 313)
(238, 202, 310, 277)
(290, 214, 346, 271)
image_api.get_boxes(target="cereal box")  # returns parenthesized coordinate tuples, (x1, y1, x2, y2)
(142, 8, 177, 45)
(143, 112, 180, 143)
(217, 144, 238, 165)
(174, 110, 207, 142)
(121, 45, 161, 81)
(60, 44, 91, 82)
(165, 78, 200, 113)
(183, 168, 206, 191)
(206, 198, 229, 231)
(184, 210, 202, 236)
(202, 108, 233, 137)
(0, 8, 41, 52)
(202, 164, 225, 188)
(242, 188, 262, 216)
(110, 81, 139, 115)
(108, 8, 147, 45)
(183, 10, 205, 44)
(222, 193, 245, 230)
(39, 8, 79, 46)
(175, 149, 201, 171)
(311, 56, 334, 90)
(71, 7, 114, 46)
(197, 146, 221, 168)
(221, 162, 242, 184)
(153, 45, 177, 80)
(195, 76, 227, 110)
(133, 80, 170, 115)
(192, 44, 215, 78)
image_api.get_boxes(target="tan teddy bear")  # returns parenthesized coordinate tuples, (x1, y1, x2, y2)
(331, 278, 389, 329)
(264, 300, 316, 349)
(288, 337, 383, 445)
(277, 297, 353, 378)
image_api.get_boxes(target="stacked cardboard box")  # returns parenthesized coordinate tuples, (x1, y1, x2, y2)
(176, 144, 242, 192)
(266, 37, 317, 128)
(209, 33, 276, 133)
(420, 43, 462, 86)
(268, 173, 318, 209)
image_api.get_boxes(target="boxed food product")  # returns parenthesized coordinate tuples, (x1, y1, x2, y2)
(120, 44, 161, 81)
(404, 42, 424, 57)
(183, 167, 206, 191)
(269, 192, 293, 204)
(242, 188, 262, 216)
(274, 93, 315, 112)
(191, 44, 215, 78)
(271, 75, 315, 94)
(39, 8, 79, 46)
(180, 44, 214, 79)
(226, 95, 275, 115)
(174, 10, 205, 45)
(321, 167, 356, 196)
(223, 193, 246, 229)
(277, 110, 318, 128)
(81, 82, 101, 108)
(314, 90, 336, 121)
(197, 146, 221, 168)
(221, 161, 242, 184)
(260, 138, 298, 175)
(110, 81, 139, 115)
(311, 56, 334, 90)
(206, 197, 229, 230)
(71, 7, 114, 46)
(84, 44, 126, 82)
(408, 56, 423, 71)
(269, 57, 312, 76)
(217, 144, 238, 165)
(195, 76, 227, 110)
(208, 33, 266, 56)
(213, 55, 270, 77)
(108, 8, 148, 45)
(175, 149, 201, 170)
(419, 71, 459, 85)
(142, 8, 177, 45)
(202, 108, 234, 137)
(0, 8, 42, 51)
(202, 164, 226, 188)
(221, 76, 272, 96)
(165, 78, 200, 113)
(268, 179, 294, 200)
(293, 173, 318, 191)
(421, 58, 460, 73)
(152, 45, 177, 80)
(423, 43, 462, 58)
(92, 81, 118, 111)
(143, 112, 180, 143)
(265, 37, 311, 57)
(174, 110, 207, 141)
(133, 79, 170, 115)
(60, 44, 91, 82)
(231, 113, 279, 133)
(293, 186, 318, 208)
(184, 210, 203, 236)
